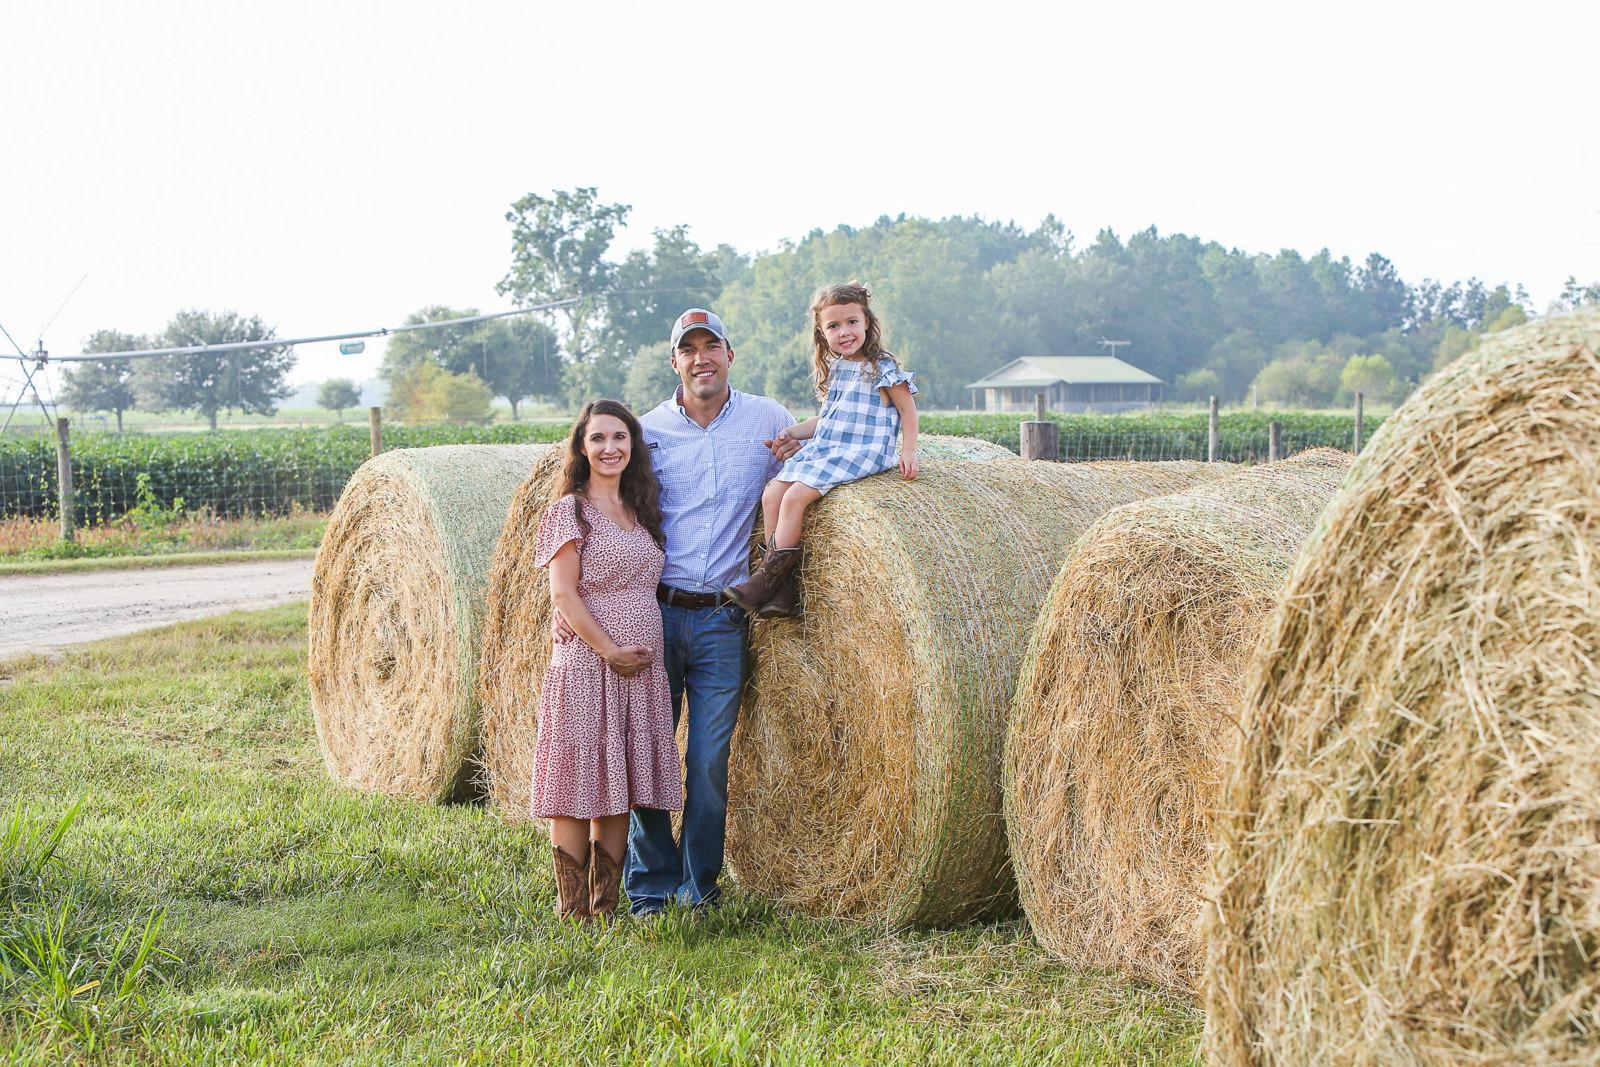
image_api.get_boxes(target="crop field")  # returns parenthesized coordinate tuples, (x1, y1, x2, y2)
(0, 606, 1199, 1065)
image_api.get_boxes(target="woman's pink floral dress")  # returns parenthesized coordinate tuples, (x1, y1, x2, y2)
(530, 494, 683, 819)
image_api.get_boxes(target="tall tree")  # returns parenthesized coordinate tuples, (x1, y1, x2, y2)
(496, 187, 630, 401)
(317, 378, 361, 420)
(60, 329, 141, 431)
(624, 347, 681, 412)
(603, 226, 725, 355)
(138, 310, 293, 430)
(464, 316, 563, 419)
(1553, 276, 1600, 310)
(606, 226, 727, 409)
(381, 306, 562, 419)
(378, 306, 482, 388)
(1356, 253, 1410, 333)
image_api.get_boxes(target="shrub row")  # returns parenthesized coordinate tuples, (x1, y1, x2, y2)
(0, 423, 571, 522)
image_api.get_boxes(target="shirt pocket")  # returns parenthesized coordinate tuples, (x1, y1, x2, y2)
(726, 443, 776, 507)
(652, 442, 702, 507)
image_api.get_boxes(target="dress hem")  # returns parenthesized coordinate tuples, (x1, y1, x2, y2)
(532, 802, 682, 820)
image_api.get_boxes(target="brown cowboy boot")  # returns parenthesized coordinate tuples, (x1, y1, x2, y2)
(755, 545, 802, 619)
(552, 844, 591, 920)
(588, 841, 623, 919)
(723, 546, 801, 613)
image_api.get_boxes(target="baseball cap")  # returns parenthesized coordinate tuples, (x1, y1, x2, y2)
(669, 308, 731, 350)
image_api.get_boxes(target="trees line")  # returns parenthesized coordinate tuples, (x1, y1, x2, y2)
(57, 189, 1600, 428)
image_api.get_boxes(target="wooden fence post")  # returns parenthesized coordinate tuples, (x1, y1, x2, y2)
(1020, 391, 1059, 461)
(1354, 392, 1364, 453)
(55, 417, 75, 542)
(1269, 420, 1282, 462)
(1207, 396, 1219, 462)
(369, 406, 383, 458)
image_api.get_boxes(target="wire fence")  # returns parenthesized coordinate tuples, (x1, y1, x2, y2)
(0, 421, 1355, 528)
(0, 434, 359, 524)
(1053, 430, 1350, 465)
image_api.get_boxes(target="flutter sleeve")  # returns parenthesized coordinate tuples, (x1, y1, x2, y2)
(877, 364, 918, 394)
(534, 495, 584, 569)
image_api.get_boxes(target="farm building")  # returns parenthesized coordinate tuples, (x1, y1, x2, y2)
(966, 356, 1163, 412)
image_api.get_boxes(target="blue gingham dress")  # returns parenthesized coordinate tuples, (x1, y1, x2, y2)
(778, 356, 917, 494)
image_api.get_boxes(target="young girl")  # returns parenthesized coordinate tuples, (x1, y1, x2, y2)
(723, 282, 918, 618)
(532, 399, 683, 920)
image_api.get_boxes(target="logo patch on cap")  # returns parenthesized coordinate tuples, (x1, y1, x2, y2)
(680, 311, 709, 328)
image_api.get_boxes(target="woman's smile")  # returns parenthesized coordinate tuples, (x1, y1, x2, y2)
(584, 413, 634, 476)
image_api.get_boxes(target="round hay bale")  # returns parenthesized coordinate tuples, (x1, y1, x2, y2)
(915, 434, 1017, 461)
(309, 443, 552, 803)
(473, 447, 569, 821)
(1203, 309, 1600, 1065)
(725, 458, 1229, 926)
(1003, 448, 1351, 994)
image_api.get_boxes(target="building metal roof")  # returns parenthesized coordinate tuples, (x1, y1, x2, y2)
(965, 356, 1164, 390)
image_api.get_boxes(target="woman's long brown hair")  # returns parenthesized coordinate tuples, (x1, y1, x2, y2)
(809, 281, 900, 399)
(553, 399, 666, 549)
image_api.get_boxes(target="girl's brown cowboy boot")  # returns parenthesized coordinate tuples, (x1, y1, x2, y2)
(755, 546, 802, 619)
(552, 844, 592, 920)
(723, 547, 801, 613)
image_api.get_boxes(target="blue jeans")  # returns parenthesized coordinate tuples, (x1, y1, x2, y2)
(625, 601, 747, 912)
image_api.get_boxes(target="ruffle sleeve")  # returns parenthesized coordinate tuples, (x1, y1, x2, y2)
(876, 364, 918, 394)
(534, 494, 585, 568)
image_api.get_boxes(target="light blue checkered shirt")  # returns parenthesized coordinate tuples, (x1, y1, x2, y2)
(641, 388, 795, 593)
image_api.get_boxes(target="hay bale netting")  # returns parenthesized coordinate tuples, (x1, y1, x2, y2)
(1203, 309, 1600, 1065)
(1003, 448, 1351, 993)
(309, 444, 552, 803)
(725, 458, 1229, 926)
(473, 437, 1010, 821)
(915, 433, 1018, 461)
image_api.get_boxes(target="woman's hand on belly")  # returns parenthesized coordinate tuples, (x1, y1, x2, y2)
(604, 645, 653, 678)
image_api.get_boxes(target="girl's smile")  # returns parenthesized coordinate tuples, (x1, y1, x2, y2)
(819, 302, 867, 357)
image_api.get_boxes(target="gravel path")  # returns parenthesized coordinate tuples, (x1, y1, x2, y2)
(0, 558, 314, 658)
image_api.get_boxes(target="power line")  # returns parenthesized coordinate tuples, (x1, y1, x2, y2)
(38, 273, 89, 341)
(0, 319, 28, 360)
(29, 298, 583, 364)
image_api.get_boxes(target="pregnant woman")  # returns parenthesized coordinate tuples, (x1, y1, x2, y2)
(532, 399, 683, 920)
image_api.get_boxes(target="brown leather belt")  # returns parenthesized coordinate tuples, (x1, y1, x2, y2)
(656, 583, 727, 609)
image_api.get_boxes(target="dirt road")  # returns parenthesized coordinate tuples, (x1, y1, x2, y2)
(0, 558, 314, 658)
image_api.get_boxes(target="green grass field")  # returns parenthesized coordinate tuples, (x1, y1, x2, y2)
(0, 607, 1201, 1065)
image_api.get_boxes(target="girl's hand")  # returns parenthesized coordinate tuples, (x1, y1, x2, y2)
(766, 427, 802, 462)
(605, 645, 653, 677)
(900, 451, 919, 480)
